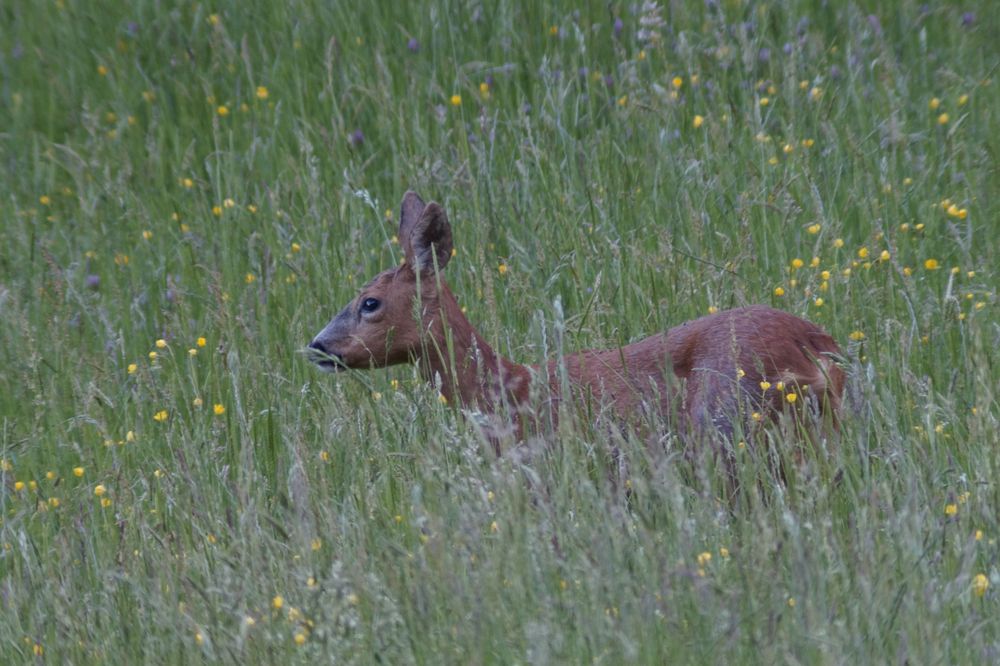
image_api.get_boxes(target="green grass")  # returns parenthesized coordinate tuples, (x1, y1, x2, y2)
(1, 0, 998, 662)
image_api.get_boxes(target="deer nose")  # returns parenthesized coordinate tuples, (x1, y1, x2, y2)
(308, 339, 328, 355)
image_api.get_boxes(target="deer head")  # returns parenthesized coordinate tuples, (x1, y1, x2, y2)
(308, 191, 454, 372)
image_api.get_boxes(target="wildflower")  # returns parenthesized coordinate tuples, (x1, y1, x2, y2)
(787, 597, 796, 608)
(97, 64, 108, 76)
(73, 467, 84, 477)
(719, 547, 730, 558)
(311, 538, 322, 551)
(760, 97, 770, 107)
(155, 339, 167, 349)
(245, 273, 256, 284)
(213, 404, 226, 416)
(197, 337, 207, 347)
(188, 348, 197, 357)
(94, 484, 106, 497)
(857, 247, 869, 259)
(153, 410, 168, 422)
(148, 351, 158, 362)
(212, 205, 222, 216)
(751, 412, 762, 422)
(975, 530, 984, 541)
(801, 138, 815, 148)
(272, 595, 284, 610)
(39, 195, 51, 206)
(14, 481, 24, 492)
(786, 393, 798, 404)
(692, 114, 704, 128)
(217, 105, 229, 117)
(697, 551, 712, 566)
(498, 263, 508, 276)
(208, 13, 220, 25)
(958, 94, 969, 106)
(944, 503, 958, 517)
(937, 113, 949, 125)
(773, 286, 785, 297)
(760, 381, 771, 391)
(973, 574, 989, 598)
(294, 632, 307, 646)
(127, 363, 138, 374)
(849, 330, 865, 341)
(879, 250, 890, 262)
(450, 94, 462, 106)
(833, 238, 844, 249)
(791, 258, 804, 270)
(256, 86, 269, 100)
(814, 298, 824, 307)
(490, 521, 499, 533)
(928, 97, 940, 111)
(193, 397, 203, 408)
(807, 224, 821, 235)
(438, 394, 448, 405)
(924, 259, 940, 270)
(126, 431, 135, 443)
(809, 87, 822, 101)
(617, 95, 628, 107)
(672, 76, 683, 89)
(195, 632, 204, 646)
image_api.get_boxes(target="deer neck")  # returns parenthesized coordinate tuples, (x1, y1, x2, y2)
(419, 284, 531, 412)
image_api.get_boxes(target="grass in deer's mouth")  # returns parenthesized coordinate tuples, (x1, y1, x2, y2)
(1, 1, 997, 663)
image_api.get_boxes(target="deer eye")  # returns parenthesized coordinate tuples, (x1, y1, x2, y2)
(360, 297, 381, 314)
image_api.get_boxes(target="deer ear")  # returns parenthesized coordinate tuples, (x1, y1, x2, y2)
(408, 202, 453, 274)
(398, 191, 426, 255)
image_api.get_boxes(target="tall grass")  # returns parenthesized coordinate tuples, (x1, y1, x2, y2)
(1, 0, 997, 662)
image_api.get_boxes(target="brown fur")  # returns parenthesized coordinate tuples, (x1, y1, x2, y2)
(309, 192, 845, 445)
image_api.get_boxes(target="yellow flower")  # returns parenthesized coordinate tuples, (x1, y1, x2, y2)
(879, 250, 890, 262)
(294, 632, 307, 646)
(692, 114, 704, 128)
(193, 397, 203, 408)
(14, 481, 24, 492)
(958, 94, 969, 107)
(490, 520, 499, 533)
(760, 381, 771, 391)
(127, 363, 138, 374)
(773, 286, 785, 297)
(760, 97, 770, 107)
(807, 224, 821, 234)
(928, 97, 940, 110)
(39, 195, 51, 206)
(944, 503, 958, 516)
(188, 348, 197, 357)
(697, 551, 712, 566)
(672, 76, 683, 89)
(857, 246, 869, 259)
(97, 64, 108, 76)
(213, 404, 226, 416)
(791, 258, 804, 269)
(833, 238, 844, 249)
(809, 86, 822, 101)
(155, 339, 167, 349)
(787, 597, 796, 608)
(217, 105, 230, 117)
(153, 410, 168, 422)
(73, 467, 84, 478)
(94, 484, 106, 497)
(924, 258, 940, 270)
(498, 263, 508, 275)
(786, 393, 797, 404)
(814, 298, 823, 307)
(272, 595, 284, 610)
(256, 86, 269, 100)
(848, 330, 865, 341)
(617, 95, 628, 107)
(719, 547, 730, 558)
(311, 538, 322, 551)
(212, 205, 223, 216)
(438, 394, 448, 405)
(197, 337, 207, 347)
(801, 138, 815, 148)
(450, 94, 462, 106)
(245, 273, 256, 284)
(937, 113, 949, 125)
(973, 573, 989, 598)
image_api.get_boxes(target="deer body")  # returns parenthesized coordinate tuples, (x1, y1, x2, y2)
(309, 192, 844, 443)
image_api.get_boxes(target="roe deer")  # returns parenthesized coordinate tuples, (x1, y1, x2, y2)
(308, 192, 845, 444)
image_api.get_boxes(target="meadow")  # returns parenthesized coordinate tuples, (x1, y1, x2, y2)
(1, 0, 998, 662)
